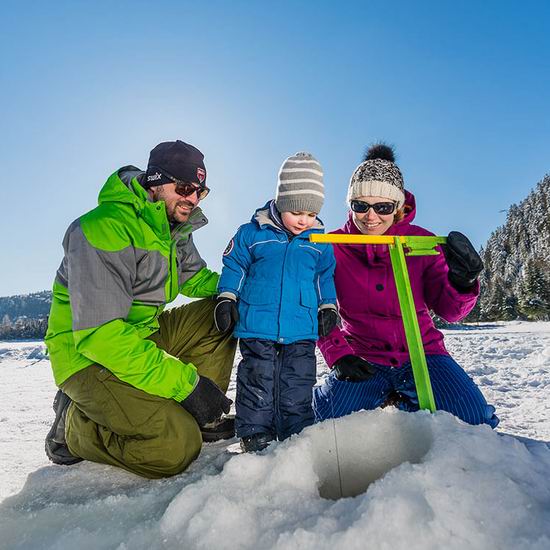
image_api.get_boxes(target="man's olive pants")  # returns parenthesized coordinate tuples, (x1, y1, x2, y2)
(61, 298, 236, 479)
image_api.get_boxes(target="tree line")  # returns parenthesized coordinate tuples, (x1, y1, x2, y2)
(0, 291, 51, 340)
(466, 174, 550, 322)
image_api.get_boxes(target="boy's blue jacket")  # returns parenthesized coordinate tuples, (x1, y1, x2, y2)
(218, 201, 337, 343)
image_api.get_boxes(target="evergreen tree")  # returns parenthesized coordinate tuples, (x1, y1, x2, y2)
(470, 174, 550, 322)
(518, 258, 550, 320)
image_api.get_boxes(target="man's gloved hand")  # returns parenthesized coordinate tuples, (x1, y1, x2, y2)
(318, 307, 338, 337)
(443, 231, 484, 291)
(333, 355, 377, 382)
(180, 375, 232, 426)
(214, 296, 239, 332)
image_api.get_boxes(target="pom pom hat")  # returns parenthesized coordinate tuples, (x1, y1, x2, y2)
(347, 143, 405, 208)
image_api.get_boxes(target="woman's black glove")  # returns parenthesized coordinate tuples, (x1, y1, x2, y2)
(318, 308, 338, 337)
(180, 375, 232, 426)
(333, 355, 377, 382)
(443, 231, 484, 291)
(214, 296, 239, 332)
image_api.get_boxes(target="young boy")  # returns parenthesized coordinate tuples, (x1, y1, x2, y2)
(214, 152, 338, 452)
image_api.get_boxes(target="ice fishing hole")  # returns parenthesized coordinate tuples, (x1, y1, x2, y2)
(312, 411, 434, 499)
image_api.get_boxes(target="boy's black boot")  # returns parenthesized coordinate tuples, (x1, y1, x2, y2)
(200, 414, 236, 442)
(45, 390, 83, 466)
(240, 432, 275, 453)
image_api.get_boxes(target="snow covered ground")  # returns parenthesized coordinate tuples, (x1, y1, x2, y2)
(0, 322, 549, 549)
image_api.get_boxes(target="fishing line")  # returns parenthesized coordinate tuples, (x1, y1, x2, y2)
(328, 383, 344, 499)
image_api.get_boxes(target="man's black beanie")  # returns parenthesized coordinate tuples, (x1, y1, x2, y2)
(144, 140, 207, 189)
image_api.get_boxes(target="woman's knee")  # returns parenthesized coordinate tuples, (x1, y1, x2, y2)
(313, 373, 387, 420)
(426, 355, 499, 428)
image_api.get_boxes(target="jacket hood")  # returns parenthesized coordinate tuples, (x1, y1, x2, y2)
(97, 165, 208, 236)
(252, 200, 324, 237)
(98, 165, 146, 207)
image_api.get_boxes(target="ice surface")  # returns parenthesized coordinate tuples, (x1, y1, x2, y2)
(0, 322, 549, 549)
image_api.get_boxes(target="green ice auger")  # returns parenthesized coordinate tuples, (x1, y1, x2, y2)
(310, 234, 447, 413)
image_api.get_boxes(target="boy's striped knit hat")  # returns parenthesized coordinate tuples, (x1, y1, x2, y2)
(275, 152, 324, 214)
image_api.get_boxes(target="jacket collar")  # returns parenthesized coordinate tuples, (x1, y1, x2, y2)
(253, 200, 324, 239)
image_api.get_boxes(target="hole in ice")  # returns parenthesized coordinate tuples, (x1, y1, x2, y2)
(311, 410, 434, 499)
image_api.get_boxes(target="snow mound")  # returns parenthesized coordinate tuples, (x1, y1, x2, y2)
(160, 409, 550, 550)
(2, 409, 549, 550)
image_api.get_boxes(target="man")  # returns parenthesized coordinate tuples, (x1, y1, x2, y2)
(44, 140, 237, 478)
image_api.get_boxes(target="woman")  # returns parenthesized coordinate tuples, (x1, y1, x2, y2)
(313, 143, 498, 428)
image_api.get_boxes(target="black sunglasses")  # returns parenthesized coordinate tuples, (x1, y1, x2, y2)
(350, 200, 396, 215)
(150, 166, 210, 200)
(174, 181, 210, 201)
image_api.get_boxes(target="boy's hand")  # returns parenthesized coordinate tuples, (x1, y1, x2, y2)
(214, 296, 239, 332)
(318, 307, 338, 337)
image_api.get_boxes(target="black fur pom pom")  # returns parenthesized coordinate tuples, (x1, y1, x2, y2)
(363, 142, 395, 163)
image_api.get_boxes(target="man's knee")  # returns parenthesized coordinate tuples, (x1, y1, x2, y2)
(129, 404, 203, 478)
(163, 405, 203, 474)
(66, 394, 203, 478)
(173, 297, 217, 333)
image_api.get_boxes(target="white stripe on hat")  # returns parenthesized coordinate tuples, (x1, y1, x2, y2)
(280, 167, 323, 176)
(284, 158, 322, 164)
(277, 189, 325, 198)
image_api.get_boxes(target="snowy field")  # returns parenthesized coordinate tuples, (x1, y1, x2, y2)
(0, 322, 549, 549)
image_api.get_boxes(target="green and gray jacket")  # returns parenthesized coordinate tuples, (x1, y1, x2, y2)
(45, 166, 218, 401)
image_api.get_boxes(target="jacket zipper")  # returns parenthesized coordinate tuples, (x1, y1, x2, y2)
(276, 235, 291, 343)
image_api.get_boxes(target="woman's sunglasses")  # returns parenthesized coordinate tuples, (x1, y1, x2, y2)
(350, 200, 396, 215)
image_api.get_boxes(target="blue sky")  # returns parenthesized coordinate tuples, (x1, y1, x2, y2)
(1, 0, 549, 296)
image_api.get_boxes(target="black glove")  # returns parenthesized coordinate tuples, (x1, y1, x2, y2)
(214, 296, 239, 332)
(333, 355, 377, 382)
(318, 308, 338, 337)
(443, 231, 484, 291)
(180, 375, 232, 426)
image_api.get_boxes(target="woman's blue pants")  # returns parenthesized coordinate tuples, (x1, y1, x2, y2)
(313, 354, 499, 428)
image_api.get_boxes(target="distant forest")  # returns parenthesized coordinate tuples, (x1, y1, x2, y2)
(466, 174, 550, 322)
(1, 175, 548, 340)
(0, 290, 51, 339)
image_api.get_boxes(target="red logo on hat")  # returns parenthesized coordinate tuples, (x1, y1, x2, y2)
(197, 167, 206, 184)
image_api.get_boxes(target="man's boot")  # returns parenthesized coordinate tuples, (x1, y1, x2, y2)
(200, 414, 235, 443)
(45, 390, 83, 465)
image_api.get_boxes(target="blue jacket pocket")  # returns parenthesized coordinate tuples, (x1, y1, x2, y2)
(300, 284, 318, 309)
(241, 284, 274, 305)
(238, 284, 278, 335)
(299, 284, 318, 332)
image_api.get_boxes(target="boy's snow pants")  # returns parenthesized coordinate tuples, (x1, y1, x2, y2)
(236, 338, 316, 441)
(61, 298, 237, 479)
(313, 354, 499, 428)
